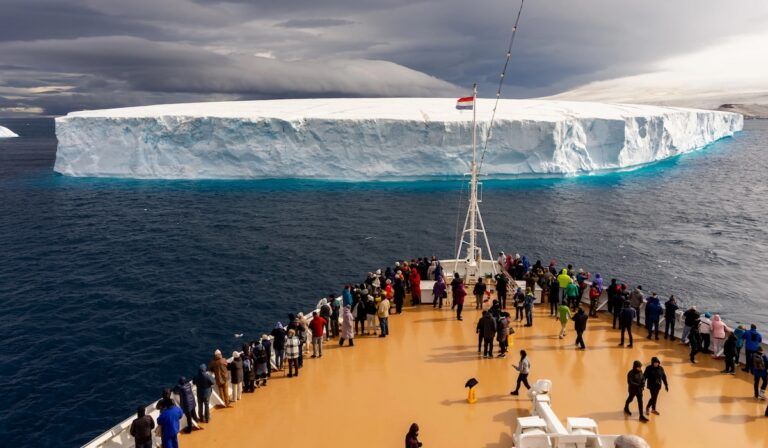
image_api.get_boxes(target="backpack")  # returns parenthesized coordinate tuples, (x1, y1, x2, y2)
(754, 353, 766, 371)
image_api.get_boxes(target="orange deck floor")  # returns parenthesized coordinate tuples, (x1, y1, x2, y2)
(180, 304, 768, 447)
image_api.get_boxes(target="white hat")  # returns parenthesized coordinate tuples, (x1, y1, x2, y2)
(232, 351, 240, 358)
(214, 349, 222, 356)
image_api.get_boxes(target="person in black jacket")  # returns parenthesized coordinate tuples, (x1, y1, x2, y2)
(495, 272, 509, 309)
(688, 323, 701, 363)
(619, 301, 636, 348)
(643, 357, 669, 416)
(476, 311, 497, 358)
(573, 307, 588, 350)
(474, 278, 487, 310)
(129, 406, 155, 448)
(663, 296, 679, 340)
(192, 364, 214, 423)
(624, 360, 649, 422)
(681, 306, 700, 344)
(549, 278, 559, 317)
(722, 333, 738, 374)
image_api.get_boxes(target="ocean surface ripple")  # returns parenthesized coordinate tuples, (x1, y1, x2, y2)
(0, 118, 766, 446)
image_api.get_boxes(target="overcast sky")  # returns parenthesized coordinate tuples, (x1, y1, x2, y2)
(0, 0, 766, 116)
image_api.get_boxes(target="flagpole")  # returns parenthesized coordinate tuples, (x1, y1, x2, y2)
(468, 83, 478, 269)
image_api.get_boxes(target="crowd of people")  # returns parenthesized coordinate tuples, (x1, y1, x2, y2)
(128, 253, 767, 448)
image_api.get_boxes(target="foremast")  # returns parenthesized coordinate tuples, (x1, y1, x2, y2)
(454, 84, 496, 282)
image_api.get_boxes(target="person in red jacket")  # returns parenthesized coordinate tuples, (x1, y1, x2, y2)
(309, 311, 327, 358)
(588, 283, 601, 317)
(410, 266, 422, 305)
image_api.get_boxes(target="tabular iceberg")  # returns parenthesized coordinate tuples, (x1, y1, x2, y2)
(0, 125, 18, 138)
(54, 98, 743, 179)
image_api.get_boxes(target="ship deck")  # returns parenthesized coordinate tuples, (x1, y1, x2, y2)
(181, 305, 767, 447)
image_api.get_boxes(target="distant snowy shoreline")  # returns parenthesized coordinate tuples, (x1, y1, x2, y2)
(54, 98, 743, 179)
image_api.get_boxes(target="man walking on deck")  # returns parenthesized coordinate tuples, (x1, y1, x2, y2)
(573, 307, 588, 350)
(624, 360, 649, 422)
(619, 301, 636, 348)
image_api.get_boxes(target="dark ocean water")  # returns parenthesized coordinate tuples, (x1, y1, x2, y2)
(1, 118, 767, 446)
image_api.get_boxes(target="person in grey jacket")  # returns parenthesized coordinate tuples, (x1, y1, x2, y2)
(628, 286, 644, 326)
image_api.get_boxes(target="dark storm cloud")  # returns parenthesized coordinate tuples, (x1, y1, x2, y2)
(0, 0, 766, 116)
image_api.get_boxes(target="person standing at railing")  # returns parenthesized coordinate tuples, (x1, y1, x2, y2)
(365, 295, 378, 335)
(340, 305, 355, 346)
(710, 314, 727, 357)
(628, 286, 644, 327)
(433, 275, 447, 309)
(129, 406, 155, 448)
(173, 376, 200, 433)
(699, 313, 713, 354)
(742, 324, 763, 373)
(270, 323, 286, 372)
(663, 296, 679, 340)
(319, 298, 332, 341)
(285, 329, 301, 377)
(565, 280, 580, 310)
(680, 307, 700, 345)
(411, 265, 421, 305)
(549, 276, 559, 318)
(723, 332, 738, 374)
(228, 351, 244, 404)
(208, 349, 230, 407)
(689, 323, 702, 364)
(588, 283, 600, 317)
(733, 325, 745, 368)
(645, 295, 663, 340)
(309, 311, 327, 358)
(193, 364, 214, 423)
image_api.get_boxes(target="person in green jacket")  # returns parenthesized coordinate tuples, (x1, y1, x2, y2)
(565, 282, 580, 310)
(556, 269, 572, 304)
(558, 303, 571, 339)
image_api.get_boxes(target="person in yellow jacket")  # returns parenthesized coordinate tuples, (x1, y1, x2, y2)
(556, 268, 572, 305)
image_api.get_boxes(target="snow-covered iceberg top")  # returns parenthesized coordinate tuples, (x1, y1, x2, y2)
(54, 98, 743, 179)
(0, 125, 18, 138)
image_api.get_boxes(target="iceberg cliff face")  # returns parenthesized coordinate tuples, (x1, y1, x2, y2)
(54, 99, 743, 179)
(0, 125, 18, 138)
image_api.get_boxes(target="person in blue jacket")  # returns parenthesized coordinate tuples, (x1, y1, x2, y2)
(156, 394, 184, 448)
(172, 377, 199, 433)
(645, 295, 663, 340)
(742, 324, 763, 373)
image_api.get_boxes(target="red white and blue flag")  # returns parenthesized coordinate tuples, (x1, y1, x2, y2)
(456, 96, 474, 110)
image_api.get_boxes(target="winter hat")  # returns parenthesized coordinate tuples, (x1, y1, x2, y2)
(633, 360, 643, 369)
(651, 357, 660, 364)
(199, 363, 207, 371)
(214, 349, 222, 357)
(704, 312, 712, 318)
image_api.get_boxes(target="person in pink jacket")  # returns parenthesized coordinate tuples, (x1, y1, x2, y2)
(711, 314, 727, 358)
